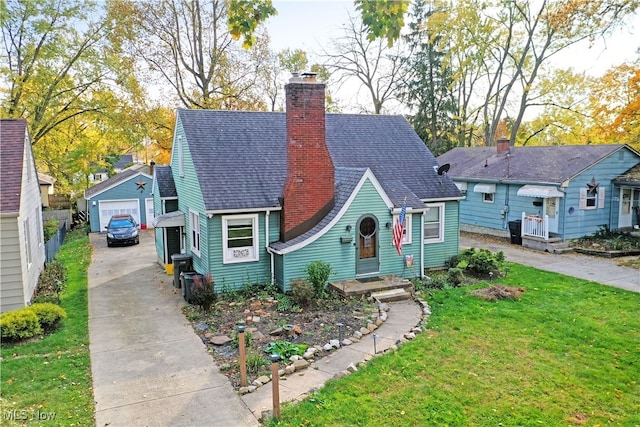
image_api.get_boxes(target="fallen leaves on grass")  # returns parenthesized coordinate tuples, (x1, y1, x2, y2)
(471, 285, 526, 301)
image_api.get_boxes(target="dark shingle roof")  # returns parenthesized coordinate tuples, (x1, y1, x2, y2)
(154, 166, 177, 198)
(178, 109, 460, 212)
(85, 164, 152, 198)
(270, 168, 366, 251)
(614, 164, 640, 185)
(0, 119, 29, 214)
(437, 145, 632, 184)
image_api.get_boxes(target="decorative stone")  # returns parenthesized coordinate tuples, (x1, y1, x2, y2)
(404, 332, 416, 340)
(323, 343, 333, 352)
(341, 338, 353, 346)
(269, 327, 284, 336)
(367, 323, 378, 332)
(329, 339, 340, 349)
(289, 355, 300, 362)
(252, 331, 265, 340)
(359, 327, 370, 335)
(293, 324, 302, 334)
(209, 335, 232, 346)
(293, 359, 310, 371)
(353, 330, 362, 339)
(303, 349, 317, 359)
(347, 362, 358, 373)
(252, 379, 263, 387)
(333, 371, 348, 380)
(239, 387, 251, 395)
(278, 369, 286, 377)
(375, 318, 384, 327)
(380, 312, 388, 322)
(379, 303, 390, 312)
(256, 375, 270, 384)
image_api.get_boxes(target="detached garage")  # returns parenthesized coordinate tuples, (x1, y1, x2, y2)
(84, 164, 155, 233)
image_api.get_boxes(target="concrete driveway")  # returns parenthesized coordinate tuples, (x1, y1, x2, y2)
(89, 229, 258, 427)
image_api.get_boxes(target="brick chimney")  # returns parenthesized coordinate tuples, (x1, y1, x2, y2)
(281, 73, 335, 242)
(497, 137, 510, 155)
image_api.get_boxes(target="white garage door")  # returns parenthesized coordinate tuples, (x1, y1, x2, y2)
(99, 200, 140, 231)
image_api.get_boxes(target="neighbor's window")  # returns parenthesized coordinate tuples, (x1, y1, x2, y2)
(190, 210, 200, 255)
(392, 212, 412, 245)
(223, 214, 259, 264)
(424, 204, 445, 243)
(579, 188, 605, 210)
(483, 192, 494, 203)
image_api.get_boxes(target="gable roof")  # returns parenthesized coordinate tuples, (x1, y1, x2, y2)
(177, 109, 461, 213)
(437, 144, 638, 184)
(0, 119, 30, 214)
(84, 164, 152, 198)
(154, 166, 177, 198)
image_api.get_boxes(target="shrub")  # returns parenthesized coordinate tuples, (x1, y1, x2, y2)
(290, 278, 315, 308)
(447, 268, 464, 286)
(305, 260, 333, 297)
(35, 260, 66, 298)
(0, 309, 42, 341)
(191, 272, 217, 312)
(449, 248, 505, 277)
(245, 352, 270, 374)
(29, 302, 67, 328)
(43, 217, 60, 241)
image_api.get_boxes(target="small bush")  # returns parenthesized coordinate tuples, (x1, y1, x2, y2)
(191, 272, 217, 311)
(447, 268, 464, 286)
(43, 217, 60, 241)
(306, 260, 333, 297)
(449, 248, 505, 277)
(291, 278, 315, 307)
(29, 302, 67, 328)
(0, 309, 42, 341)
(245, 352, 270, 374)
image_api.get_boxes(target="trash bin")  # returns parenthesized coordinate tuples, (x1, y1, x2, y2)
(181, 271, 203, 303)
(171, 254, 192, 288)
(508, 220, 522, 245)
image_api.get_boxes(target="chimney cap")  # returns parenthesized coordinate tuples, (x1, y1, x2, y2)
(301, 72, 317, 82)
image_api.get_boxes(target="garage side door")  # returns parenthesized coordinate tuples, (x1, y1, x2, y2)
(99, 200, 140, 231)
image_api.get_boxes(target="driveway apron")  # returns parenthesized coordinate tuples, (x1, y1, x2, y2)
(89, 230, 258, 427)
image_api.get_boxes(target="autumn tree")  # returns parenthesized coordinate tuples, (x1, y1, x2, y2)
(118, 0, 276, 110)
(401, 0, 459, 155)
(323, 13, 407, 114)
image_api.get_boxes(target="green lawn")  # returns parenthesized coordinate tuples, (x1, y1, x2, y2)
(269, 264, 640, 426)
(0, 231, 94, 426)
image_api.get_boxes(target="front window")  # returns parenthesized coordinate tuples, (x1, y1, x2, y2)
(424, 204, 445, 243)
(483, 193, 494, 203)
(190, 210, 200, 255)
(392, 212, 412, 245)
(223, 214, 259, 264)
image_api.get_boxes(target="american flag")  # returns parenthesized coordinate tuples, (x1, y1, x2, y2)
(392, 200, 407, 256)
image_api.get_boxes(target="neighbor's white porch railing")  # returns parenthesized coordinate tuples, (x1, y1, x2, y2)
(521, 212, 549, 240)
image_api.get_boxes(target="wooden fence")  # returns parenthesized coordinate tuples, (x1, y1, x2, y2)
(45, 221, 67, 263)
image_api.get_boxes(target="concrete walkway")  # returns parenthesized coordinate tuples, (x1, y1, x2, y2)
(461, 234, 640, 293)
(88, 231, 259, 427)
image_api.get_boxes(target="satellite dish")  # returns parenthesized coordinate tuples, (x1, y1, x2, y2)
(437, 164, 450, 175)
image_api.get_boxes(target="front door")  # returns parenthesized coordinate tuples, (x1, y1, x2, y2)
(355, 215, 379, 275)
(544, 197, 559, 233)
(619, 187, 633, 228)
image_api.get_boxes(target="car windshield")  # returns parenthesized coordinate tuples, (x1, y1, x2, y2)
(110, 219, 135, 228)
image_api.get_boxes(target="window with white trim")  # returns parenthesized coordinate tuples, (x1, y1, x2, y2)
(190, 210, 201, 255)
(223, 214, 259, 264)
(424, 204, 445, 243)
(24, 218, 32, 265)
(483, 192, 494, 203)
(392, 212, 412, 244)
(579, 187, 605, 210)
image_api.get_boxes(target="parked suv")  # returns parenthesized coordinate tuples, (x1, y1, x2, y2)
(106, 214, 139, 247)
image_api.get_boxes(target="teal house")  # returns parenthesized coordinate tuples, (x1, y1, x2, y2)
(437, 141, 640, 248)
(152, 74, 463, 292)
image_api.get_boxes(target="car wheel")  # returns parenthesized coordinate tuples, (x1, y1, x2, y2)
(107, 241, 112, 247)
(135, 237, 140, 245)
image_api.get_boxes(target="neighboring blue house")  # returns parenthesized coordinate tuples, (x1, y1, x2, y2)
(437, 140, 640, 248)
(84, 164, 155, 232)
(152, 74, 463, 292)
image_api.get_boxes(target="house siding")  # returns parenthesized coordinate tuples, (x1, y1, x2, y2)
(424, 201, 460, 269)
(561, 149, 640, 239)
(1, 139, 45, 313)
(87, 173, 153, 232)
(172, 118, 207, 274)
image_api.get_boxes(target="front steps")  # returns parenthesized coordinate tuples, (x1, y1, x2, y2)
(522, 236, 573, 253)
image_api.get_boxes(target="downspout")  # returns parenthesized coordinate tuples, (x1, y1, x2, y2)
(421, 211, 426, 278)
(265, 211, 275, 286)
